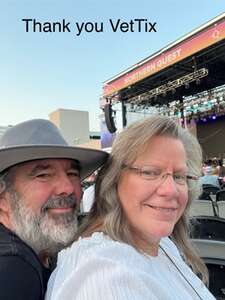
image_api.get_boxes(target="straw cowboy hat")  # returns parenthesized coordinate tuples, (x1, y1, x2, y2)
(0, 119, 108, 180)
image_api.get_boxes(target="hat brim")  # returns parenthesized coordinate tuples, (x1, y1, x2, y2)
(0, 145, 108, 180)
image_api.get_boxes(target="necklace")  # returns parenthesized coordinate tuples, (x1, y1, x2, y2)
(159, 245, 204, 300)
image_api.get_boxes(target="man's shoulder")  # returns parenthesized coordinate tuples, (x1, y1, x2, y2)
(0, 223, 48, 298)
(0, 255, 42, 300)
(0, 224, 39, 263)
(0, 254, 39, 274)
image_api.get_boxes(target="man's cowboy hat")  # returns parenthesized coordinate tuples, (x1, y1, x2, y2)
(0, 119, 109, 180)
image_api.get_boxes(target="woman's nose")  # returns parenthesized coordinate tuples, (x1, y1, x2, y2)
(156, 174, 179, 196)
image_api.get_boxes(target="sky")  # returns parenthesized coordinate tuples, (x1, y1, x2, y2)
(0, 0, 224, 131)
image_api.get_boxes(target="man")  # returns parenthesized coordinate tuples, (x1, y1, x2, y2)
(0, 119, 108, 300)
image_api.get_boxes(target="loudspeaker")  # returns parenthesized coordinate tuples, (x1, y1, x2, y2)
(104, 104, 117, 133)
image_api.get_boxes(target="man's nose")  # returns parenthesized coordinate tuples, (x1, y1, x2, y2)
(54, 173, 75, 196)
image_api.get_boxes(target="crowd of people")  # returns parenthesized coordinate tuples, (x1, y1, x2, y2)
(0, 116, 218, 299)
(200, 159, 225, 189)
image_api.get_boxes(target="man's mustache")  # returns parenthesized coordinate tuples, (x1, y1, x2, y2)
(42, 194, 78, 212)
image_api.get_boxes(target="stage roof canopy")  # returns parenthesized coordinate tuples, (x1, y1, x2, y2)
(103, 13, 225, 106)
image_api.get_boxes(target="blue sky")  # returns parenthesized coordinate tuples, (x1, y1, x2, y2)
(0, 0, 224, 130)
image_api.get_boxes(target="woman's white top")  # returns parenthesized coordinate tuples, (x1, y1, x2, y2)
(46, 232, 215, 300)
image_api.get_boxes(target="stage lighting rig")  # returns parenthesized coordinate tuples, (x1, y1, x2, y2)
(129, 68, 209, 104)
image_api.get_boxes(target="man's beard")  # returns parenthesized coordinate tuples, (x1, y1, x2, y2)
(8, 190, 79, 254)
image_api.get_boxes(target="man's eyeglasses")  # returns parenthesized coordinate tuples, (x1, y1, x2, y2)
(122, 164, 199, 186)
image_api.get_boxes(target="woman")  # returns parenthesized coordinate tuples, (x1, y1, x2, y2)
(46, 116, 215, 300)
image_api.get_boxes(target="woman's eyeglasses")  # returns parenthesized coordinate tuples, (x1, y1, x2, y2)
(122, 164, 199, 186)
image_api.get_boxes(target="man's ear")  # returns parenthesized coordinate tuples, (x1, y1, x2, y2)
(0, 191, 13, 229)
(0, 180, 6, 194)
(0, 191, 11, 215)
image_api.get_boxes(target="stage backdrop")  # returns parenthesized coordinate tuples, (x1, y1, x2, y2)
(197, 115, 225, 158)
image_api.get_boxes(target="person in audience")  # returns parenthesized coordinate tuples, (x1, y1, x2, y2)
(46, 115, 215, 300)
(0, 119, 108, 300)
(199, 164, 220, 188)
(81, 171, 97, 213)
(218, 159, 225, 177)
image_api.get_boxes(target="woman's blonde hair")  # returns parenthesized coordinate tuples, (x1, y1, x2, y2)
(77, 115, 208, 284)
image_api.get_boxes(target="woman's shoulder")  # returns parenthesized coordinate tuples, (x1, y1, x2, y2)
(59, 232, 119, 255)
(58, 235, 180, 262)
(59, 232, 107, 255)
(57, 232, 138, 269)
(57, 234, 182, 273)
